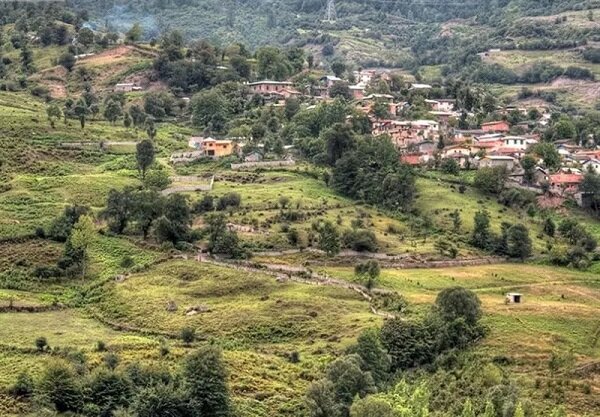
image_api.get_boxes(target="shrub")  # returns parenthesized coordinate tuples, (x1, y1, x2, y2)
(216, 192, 241, 210)
(181, 327, 196, 344)
(9, 372, 34, 398)
(35, 336, 48, 352)
(342, 229, 378, 252)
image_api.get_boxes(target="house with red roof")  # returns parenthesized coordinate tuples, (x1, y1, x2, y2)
(549, 173, 583, 196)
(481, 120, 510, 133)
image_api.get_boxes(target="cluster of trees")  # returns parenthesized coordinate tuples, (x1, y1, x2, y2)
(470, 210, 533, 260)
(305, 287, 485, 417)
(9, 345, 231, 417)
(471, 61, 594, 85)
(547, 217, 599, 269)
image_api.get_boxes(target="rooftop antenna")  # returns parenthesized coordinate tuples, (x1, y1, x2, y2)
(325, 0, 337, 22)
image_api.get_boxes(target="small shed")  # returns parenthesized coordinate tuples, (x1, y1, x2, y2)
(505, 293, 522, 304)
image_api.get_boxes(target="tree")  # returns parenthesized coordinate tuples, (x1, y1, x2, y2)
(530, 143, 561, 170)
(46, 104, 62, 128)
(136, 139, 155, 180)
(131, 383, 192, 417)
(481, 401, 495, 417)
(132, 190, 164, 239)
(521, 155, 537, 185)
(183, 346, 231, 417)
(126, 23, 143, 43)
(88, 369, 131, 416)
(58, 52, 76, 72)
(440, 158, 460, 175)
(348, 328, 390, 387)
(305, 379, 339, 417)
(205, 213, 245, 258)
(471, 210, 492, 250)
(474, 166, 508, 194)
(191, 89, 230, 132)
(326, 354, 376, 412)
(354, 260, 381, 289)
(73, 97, 88, 129)
(318, 221, 340, 256)
(70, 215, 95, 279)
(145, 118, 157, 141)
(450, 209, 461, 233)
(514, 403, 525, 417)
(506, 224, 532, 260)
(581, 172, 600, 216)
(143, 169, 171, 190)
(37, 360, 82, 412)
(435, 287, 482, 326)
(323, 123, 354, 166)
(329, 82, 352, 100)
(553, 116, 576, 140)
(331, 60, 346, 78)
(103, 188, 134, 234)
(77, 28, 94, 47)
(543, 217, 556, 237)
(104, 99, 123, 124)
(350, 397, 394, 417)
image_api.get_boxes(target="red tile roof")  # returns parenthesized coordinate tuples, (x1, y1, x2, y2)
(549, 174, 583, 185)
(401, 154, 422, 165)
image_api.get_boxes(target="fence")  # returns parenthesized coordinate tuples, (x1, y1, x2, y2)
(230, 160, 295, 170)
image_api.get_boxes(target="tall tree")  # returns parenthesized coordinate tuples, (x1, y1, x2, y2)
(136, 140, 155, 180)
(183, 346, 231, 417)
(70, 215, 95, 279)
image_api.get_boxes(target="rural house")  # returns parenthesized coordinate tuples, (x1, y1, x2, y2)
(481, 120, 510, 133)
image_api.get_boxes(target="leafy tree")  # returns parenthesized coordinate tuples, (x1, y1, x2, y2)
(521, 155, 537, 185)
(136, 139, 155, 180)
(323, 123, 355, 166)
(506, 224, 532, 260)
(354, 260, 381, 289)
(530, 143, 561, 170)
(70, 215, 95, 279)
(256, 46, 291, 80)
(46, 104, 62, 128)
(144, 92, 174, 119)
(183, 346, 231, 417)
(474, 166, 508, 194)
(326, 354, 376, 413)
(471, 210, 492, 250)
(553, 116, 576, 139)
(143, 169, 172, 190)
(305, 379, 339, 417)
(204, 213, 246, 258)
(145, 118, 157, 140)
(318, 221, 341, 256)
(440, 158, 460, 175)
(77, 28, 94, 47)
(581, 172, 600, 216)
(73, 97, 89, 129)
(329, 82, 352, 100)
(350, 397, 394, 417)
(104, 99, 123, 124)
(331, 60, 346, 78)
(191, 89, 230, 132)
(543, 217, 556, 237)
(131, 383, 192, 417)
(37, 360, 82, 412)
(47, 205, 90, 242)
(103, 188, 134, 234)
(347, 328, 390, 387)
(88, 369, 131, 416)
(481, 401, 495, 417)
(450, 209, 461, 233)
(435, 287, 482, 326)
(58, 52, 76, 72)
(126, 23, 143, 43)
(380, 318, 435, 371)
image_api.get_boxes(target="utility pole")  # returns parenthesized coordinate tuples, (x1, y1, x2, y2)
(325, 0, 337, 22)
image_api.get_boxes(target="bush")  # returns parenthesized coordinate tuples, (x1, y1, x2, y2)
(181, 327, 196, 344)
(342, 229, 378, 252)
(36, 336, 49, 352)
(9, 372, 34, 398)
(194, 195, 214, 213)
(216, 192, 241, 210)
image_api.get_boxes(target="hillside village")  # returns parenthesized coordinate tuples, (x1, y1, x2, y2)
(1, 2, 600, 417)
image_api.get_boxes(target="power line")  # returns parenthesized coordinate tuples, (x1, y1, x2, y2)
(325, 0, 337, 22)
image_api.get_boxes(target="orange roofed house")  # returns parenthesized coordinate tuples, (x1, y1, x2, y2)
(481, 120, 510, 133)
(548, 173, 583, 197)
(189, 137, 236, 158)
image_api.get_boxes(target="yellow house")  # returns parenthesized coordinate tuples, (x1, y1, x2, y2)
(193, 138, 236, 158)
